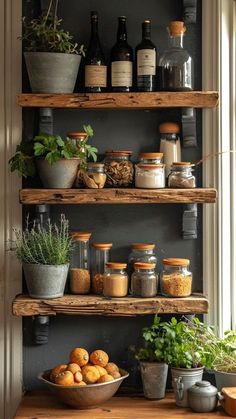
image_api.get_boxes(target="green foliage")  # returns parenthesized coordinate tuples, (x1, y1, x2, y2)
(9, 125, 97, 178)
(13, 214, 72, 265)
(21, 0, 84, 55)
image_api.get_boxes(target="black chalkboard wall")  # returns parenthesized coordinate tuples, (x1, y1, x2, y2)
(22, 0, 202, 390)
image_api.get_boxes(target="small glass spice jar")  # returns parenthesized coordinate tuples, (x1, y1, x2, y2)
(131, 262, 158, 297)
(69, 232, 91, 294)
(91, 243, 113, 295)
(103, 262, 128, 298)
(135, 164, 165, 188)
(104, 150, 134, 187)
(138, 152, 163, 165)
(83, 163, 107, 189)
(168, 162, 196, 188)
(160, 258, 192, 297)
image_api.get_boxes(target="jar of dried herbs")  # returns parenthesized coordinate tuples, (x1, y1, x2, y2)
(91, 243, 113, 295)
(131, 262, 158, 297)
(160, 258, 192, 297)
(83, 163, 107, 189)
(69, 232, 91, 294)
(104, 150, 134, 187)
(168, 162, 196, 188)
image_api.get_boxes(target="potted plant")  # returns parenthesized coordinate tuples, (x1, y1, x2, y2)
(22, 0, 84, 93)
(134, 315, 168, 399)
(13, 215, 72, 299)
(160, 317, 205, 407)
(9, 125, 97, 188)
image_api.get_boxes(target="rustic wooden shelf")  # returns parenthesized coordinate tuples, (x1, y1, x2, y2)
(17, 91, 219, 109)
(12, 294, 209, 317)
(14, 392, 225, 418)
(19, 188, 217, 205)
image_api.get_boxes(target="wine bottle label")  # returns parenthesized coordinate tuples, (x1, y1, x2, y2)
(137, 49, 156, 76)
(85, 65, 107, 87)
(111, 61, 133, 87)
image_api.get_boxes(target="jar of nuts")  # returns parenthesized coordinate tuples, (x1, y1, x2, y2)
(83, 163, 107, 189)
(69, 232, 92, 294)
(91, 243, 113, 295)
(104, 150, 134, 187)
(160, 258, 192, 298)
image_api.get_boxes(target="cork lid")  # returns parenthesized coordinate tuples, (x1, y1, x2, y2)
(159, 122, 180, 134)
(137, 164, 164, 170)
(87, 163, 104, 169)
(139, 152, 163, 159)
(67, 132, 88, 139)
(132, 243, 156, 250)
(172, 162, 192, 166)
(134, 262, 156, 269)
(105, 150, 133, 156)
(168, 21, 186, 37)
(92, 243, 113, 250)
(70, 231, 91, 241)
(163, 258, 190, 266)
(106, 262, 127, 269)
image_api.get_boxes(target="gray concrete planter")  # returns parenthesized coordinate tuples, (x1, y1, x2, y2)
(24, 52, 81, 93)
(36, 158, 80, 188)
(140, 361, 168, 399)
(214, 370, 236, 391)
(171, 366, 204, 407)
(23, 263, 69, 299)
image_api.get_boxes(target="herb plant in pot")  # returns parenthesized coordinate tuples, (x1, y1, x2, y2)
(13, 215, 72, 299)
(22, 0, 84, 93)
(161, 317, 205, 407)
(9, 125, 97, 188)
(135, 315, 168, 400)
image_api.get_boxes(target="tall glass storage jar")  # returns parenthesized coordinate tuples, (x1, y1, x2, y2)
(91, 243, 113, 295)
(158, 21, 194, 91)
(160, 258, 192, 297)
(70, 232, 91, 294)
(159, 122, 181, 178)
(104, 150, 134, 187)
(131, 262, 158, 297)
(103, 263, 128, 297)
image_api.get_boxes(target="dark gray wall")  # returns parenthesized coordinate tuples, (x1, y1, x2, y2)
(23, 0, 202, 390)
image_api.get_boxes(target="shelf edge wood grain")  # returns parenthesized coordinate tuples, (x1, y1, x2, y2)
(12, 294, 209, 317)
(17, 91, 219, 109)
(19, 188, 217, 205)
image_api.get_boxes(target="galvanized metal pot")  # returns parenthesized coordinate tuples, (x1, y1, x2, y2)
(23, 263, 69, 299)
(214, 370, 236, 391)
(24, 52, 81, 93)
(140, 361, 168, 399)
(36, 158, 80, 189)
(171, 366, 204, 407)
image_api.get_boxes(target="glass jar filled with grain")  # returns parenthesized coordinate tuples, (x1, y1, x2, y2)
(160, 258, 192, 297)
(70, 232, 91, 294)
(168, 162, 196, 188)
(91, 243, 113, 295)
(103, 263, 128, 298)
(104, 150, 134, 187)
(131, 262, 158, 297)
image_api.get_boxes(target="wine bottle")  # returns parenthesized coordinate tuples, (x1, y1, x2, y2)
(85, 11, 107, 92)
(111, 16, 133, 92)
(136, 20, 156, 91)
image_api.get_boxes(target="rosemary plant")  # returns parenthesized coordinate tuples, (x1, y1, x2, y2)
(13, 215, 72, 265)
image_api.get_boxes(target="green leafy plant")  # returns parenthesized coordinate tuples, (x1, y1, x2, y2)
(135, 315, 168, 363)
(13, 214, 73, 265)
(22, 0, 84, 55)
(9, 125, 97, 178)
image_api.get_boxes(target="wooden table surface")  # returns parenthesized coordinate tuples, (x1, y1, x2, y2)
(14, 392, 227, 419)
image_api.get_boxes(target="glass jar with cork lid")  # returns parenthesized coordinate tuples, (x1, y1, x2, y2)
(83, 163, 107, 189)
(67, 132, 87, 188)
(160, 258, 192, 297)
(103, 263, 128, 298)
(129, 243, 157, 271)
(91, 243, 113, 295)
(159, 122, 181, 178)
(168, 162, 196, 188)
(104, 150, 134, 187)
(69, 232, 91, 294)
(135, 163, 165, 188)
(138, 152, 163, 165)
(131, 262, 158, 297)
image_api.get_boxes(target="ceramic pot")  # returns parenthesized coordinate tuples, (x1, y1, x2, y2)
(23, 263, 69, 299)
(36, 158, 80, 189)
(140, 361, 168, 399)
(214, 370, 236, 391)
(24, 52, 81, 93)
(188, 381, 218, 412)
(171, 366, 204, 407)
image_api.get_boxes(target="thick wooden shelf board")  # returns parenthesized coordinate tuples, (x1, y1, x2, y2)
(12, 294, 209, 317)
(14, 392, 225, 418)
(19, 188, 217, 205)
(17, 91, 219, 109)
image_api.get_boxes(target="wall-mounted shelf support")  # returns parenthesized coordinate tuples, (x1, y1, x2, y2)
(39, 108, 53, 135)
(182, 108, 197, 148)
(33, 315, 50, 345)
(183, 0, 197, 23)
(182, 204, 198, 239)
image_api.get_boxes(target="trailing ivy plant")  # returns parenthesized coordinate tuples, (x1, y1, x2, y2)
(9, 125, 97, 178)
(22, 0, 84, 55)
